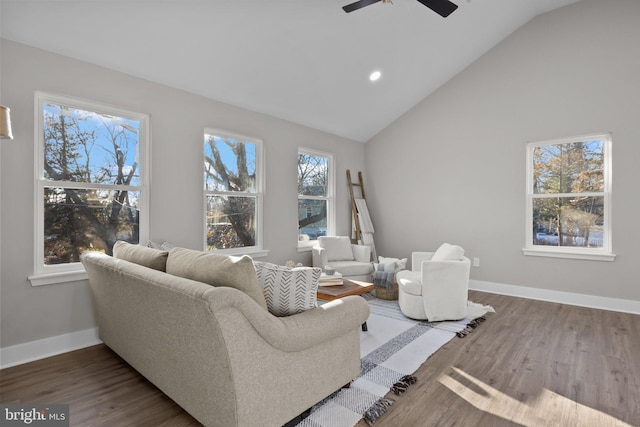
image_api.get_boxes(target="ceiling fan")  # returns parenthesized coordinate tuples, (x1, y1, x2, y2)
(343, 0, 458, 17)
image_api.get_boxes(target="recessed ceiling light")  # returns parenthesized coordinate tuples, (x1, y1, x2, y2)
(369, 70, 381, 82)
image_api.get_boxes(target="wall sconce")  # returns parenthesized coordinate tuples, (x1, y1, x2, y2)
(1, 105, 14, 139)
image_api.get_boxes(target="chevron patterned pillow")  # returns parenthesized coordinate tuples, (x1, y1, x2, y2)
(254, 262, 322, 317)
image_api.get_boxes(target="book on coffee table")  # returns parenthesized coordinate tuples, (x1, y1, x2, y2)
(319, 272, 343, 286)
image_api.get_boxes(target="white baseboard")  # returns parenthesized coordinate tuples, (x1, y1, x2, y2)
(470, 280, 640, 315)
(1, 327, 102, 370)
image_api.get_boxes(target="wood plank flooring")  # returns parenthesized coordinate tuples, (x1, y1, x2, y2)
(1, 291, 639, 426)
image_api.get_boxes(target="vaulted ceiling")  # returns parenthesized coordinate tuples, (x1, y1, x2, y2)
(1, 0, 581, 142)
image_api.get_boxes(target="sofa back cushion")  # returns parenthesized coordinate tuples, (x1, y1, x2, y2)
(166, 247, 268, 311)
(113, 240, 169, 272)
(254, 262, 321, 316)
(318, 236, 355, 262)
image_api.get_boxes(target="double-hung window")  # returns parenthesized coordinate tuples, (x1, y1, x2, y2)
(297, 149, 334, 248)
(31, 92, 149, 285)
(204, 129, 265, 256)
(523, 133, 614, 261)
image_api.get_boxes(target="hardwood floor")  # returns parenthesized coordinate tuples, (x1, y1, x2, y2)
(358, 291, 640, 427)
(1, 290, 639, 426)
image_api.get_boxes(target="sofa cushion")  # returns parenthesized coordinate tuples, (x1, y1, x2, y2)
(166, 247, 268, 311)
(396, 270, 422, 296)
(254, 262, 321, 316)
(328, 260, 374, 277)
(319, 236, 355, 262)
(431, 243, 465, 261)
(113, 240, 168, 272)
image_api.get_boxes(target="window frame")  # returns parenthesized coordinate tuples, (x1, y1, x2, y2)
(297, 148, 335, 250)
(522, 133, 615, 261)
(30, 92, 150, 286)
(203, 128, 266, 257)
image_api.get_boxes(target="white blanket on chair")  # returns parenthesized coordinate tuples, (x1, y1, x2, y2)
(354, 199, 374, 233)
(352, 199, 376, 260)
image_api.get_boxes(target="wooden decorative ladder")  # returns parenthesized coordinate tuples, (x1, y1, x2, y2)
(346, 169, 365, 244)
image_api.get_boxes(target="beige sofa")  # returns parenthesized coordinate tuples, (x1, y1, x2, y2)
(81, 244, 369, 427)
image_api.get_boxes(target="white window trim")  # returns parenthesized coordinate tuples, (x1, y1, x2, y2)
(29, 92, 150, 286)
(297, 148, 335, 250)
(203, 128, 266, 257)
(522, 133, 615, 262)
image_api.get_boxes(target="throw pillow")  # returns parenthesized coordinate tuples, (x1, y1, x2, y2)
(377, 256, 407, 272)
(254, 262, 321, 317)
(431, 243, 465, 261)
(160, 241, 175, 250)
(113, 240, 169, 272)
(147, 240, 175, 251)
(319, 236, 355, 262)
(147, 240, 163, 250)
(382, 262, 398, 273)
(166, 247, 268, 311)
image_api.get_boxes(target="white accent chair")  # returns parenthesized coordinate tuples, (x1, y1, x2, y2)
(396, 244, 471, 321)
(312, 236, 374, 281)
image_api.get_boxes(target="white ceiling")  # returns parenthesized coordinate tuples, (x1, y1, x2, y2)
(1, 0, 581, 142)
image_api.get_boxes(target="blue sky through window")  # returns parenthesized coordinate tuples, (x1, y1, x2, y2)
(204, 134, 256, 192)
(44, 103, 141, 186)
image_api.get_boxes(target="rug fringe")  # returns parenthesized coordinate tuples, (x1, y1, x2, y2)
(456, 316, 486, 338)
(363, 375, 418, 425)
(363, 398, 394, 426)
(390, 374, 418, 395)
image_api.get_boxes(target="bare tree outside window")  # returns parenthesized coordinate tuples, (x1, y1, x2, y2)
(298, 152, 330, 241)
(528, 135, 610, 252)
(40, 101, 144, 266)
(204, 133, 259, 250)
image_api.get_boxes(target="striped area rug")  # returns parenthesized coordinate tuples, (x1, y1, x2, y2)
(297, 295, 494, 427)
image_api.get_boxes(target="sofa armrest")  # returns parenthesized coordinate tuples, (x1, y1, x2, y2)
(206, 287, 369, 352)
(312, 246, 328, 268)
(412, 252, 434, 271)
(351, 244, 371, 263)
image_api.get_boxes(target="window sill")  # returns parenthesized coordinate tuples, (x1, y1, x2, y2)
(522, 248, 616, 262)
(244, 249, 269, 258)
(208, 248, 269, 258)
(29, 270, 88, 286)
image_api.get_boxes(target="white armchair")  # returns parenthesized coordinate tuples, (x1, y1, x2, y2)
(396, 244, 471, 321)
(312, 236, 374, 281)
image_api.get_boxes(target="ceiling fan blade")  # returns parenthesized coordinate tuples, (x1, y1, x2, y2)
(416, 0, 458, 17)
(343, 0, 383, 13)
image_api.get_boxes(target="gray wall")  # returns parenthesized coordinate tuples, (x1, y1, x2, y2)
(365, 0, 640, 301)
(3, 0, 639, 351)
(0, 40, 366, 348)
